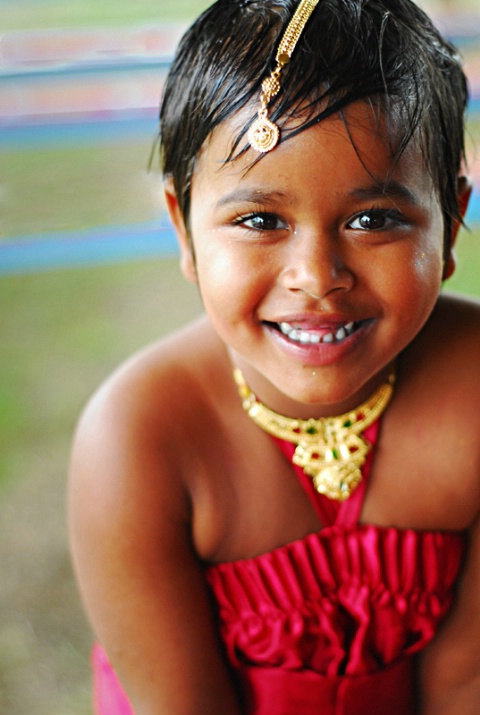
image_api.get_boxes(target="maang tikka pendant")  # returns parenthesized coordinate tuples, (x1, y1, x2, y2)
(248, 0, 320, 154)
(248, 110, 280, 153)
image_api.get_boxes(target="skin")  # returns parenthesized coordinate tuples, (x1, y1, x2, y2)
(180, 106, 448, 413)
(69, 103, 479, 715)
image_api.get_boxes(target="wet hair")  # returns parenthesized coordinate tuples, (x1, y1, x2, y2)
(159, 0, 468, 255)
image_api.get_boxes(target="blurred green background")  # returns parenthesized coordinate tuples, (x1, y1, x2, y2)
(0, 1, 478, 714)
(2, 0, 208, 29)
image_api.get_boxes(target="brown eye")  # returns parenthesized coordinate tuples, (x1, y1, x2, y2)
(361, 213, 385, 229)
(348, 209, 403, 231)
(239, 213, 287, 231)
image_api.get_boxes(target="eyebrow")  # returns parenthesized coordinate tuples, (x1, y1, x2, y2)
(350, 180, 421, 206)
(215, 188, 292, 210)
(214, 179, 422, 211)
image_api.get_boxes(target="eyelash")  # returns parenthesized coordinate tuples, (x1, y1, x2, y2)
(232, 212, 288, 233)
(231, 206, 406, 234)
(347, 207, 406, 231)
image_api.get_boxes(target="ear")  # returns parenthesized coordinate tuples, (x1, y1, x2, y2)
(164, 178, 197, 284)
(443, 175, 472, 280)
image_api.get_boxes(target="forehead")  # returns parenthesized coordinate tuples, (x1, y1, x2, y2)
(191, 101, 433, 201)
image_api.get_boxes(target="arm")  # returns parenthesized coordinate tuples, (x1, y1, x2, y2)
(419, 513, 480, 714)
(68, 369, 242, 715)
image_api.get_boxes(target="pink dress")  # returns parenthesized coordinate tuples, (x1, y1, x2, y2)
(92, 422, 465, 715)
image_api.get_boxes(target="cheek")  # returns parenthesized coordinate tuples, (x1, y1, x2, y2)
(413, 227, 444, 271)
(194, 242, 252, 321)
(363, 236, 444, 322)
(393, 253, 443, 329)
(195, 235, 268, 296)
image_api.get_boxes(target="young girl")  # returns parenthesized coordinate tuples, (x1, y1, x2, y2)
(68, 1, 480, 713)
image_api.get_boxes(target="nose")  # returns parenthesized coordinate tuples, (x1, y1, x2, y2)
(279, 230, 354, 300)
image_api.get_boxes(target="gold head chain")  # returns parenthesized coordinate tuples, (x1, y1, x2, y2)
(234, 368, 396, 501)
(248, 0, 320, 153)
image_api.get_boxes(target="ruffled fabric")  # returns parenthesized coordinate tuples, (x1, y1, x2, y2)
(206, 524, 464, 679)
(91, 414, 466, 714)
(92, 525, 464, 715)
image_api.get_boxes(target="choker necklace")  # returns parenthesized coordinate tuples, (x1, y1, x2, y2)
(234, 368, 396, 501)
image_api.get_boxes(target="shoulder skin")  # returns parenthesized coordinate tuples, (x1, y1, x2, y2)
(68, 317, 243, 715)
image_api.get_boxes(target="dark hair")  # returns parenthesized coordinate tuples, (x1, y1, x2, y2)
(159, 0, 468, 255)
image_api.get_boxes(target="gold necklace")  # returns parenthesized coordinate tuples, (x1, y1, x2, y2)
(234, 368, 395, 501)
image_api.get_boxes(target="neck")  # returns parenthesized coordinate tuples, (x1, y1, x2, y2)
(229, 351, 396, 420)
(233, 362, 396, 502)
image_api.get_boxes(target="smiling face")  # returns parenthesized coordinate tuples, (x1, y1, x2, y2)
(166, 103, 448, 416)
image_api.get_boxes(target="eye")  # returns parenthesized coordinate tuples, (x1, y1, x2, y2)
(348, 209, 404, 231)
(234, 212, 288, 232)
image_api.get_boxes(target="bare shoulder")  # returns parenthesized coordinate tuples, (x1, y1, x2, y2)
(425, 293, 480, 402)
(68, 316, 242, 713)
(431, 292, 480, 340)
(69, 315, 229, 510)
(380, 294, 480, 530)
(407, 292, 480, 392)
(424, 293, 479, 428)
(68, 313, 241, 579)
(79, 314, 226, 418)
(431, 293, 480, 346)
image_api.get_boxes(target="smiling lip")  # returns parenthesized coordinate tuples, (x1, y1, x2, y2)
(264, 317, 373, 364)
(278, 319, 357, 344)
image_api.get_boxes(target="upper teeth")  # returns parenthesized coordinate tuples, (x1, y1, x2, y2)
(279, 321, 355, 344)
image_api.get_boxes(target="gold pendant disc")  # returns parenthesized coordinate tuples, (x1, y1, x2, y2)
(248, 116, 280, 153)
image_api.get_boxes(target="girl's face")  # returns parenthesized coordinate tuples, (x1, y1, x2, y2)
(168, 103, 447, 416)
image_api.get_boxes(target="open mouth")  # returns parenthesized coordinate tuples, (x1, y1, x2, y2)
(272, 320, 362, 345)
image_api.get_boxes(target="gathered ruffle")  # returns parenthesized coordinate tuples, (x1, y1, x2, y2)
(206, 524, 464, 677)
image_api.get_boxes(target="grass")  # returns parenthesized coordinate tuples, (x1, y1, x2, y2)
(3, 0, 478, 32)
(0, 259, 203, 714)
(2, 121, 479, 239)
(0, 235, 477, 714)
(1, 137, 163, 239)
(1, 1, 479, 713)
(0, 258, 203, 490)
(2, 0, 211, 31)
(445, 228, 480, 296)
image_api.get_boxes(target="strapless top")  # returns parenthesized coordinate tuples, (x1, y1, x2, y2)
(203, 422, 465, 714)
(205, 523, 464, 714)
(91, 422, 466, 715)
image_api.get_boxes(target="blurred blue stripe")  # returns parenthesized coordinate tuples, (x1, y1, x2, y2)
(1, 196, 479, 275)
(0, 221, 178, 275)
(0, 113, 159, 148)
(0, 57, 171, 82)
(2, 98, 479, 150)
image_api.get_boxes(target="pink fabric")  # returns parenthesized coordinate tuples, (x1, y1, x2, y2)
(203, 417, 465, 713)
(239, 657, 414, 715)
(92, 644, 134, 715)
(272, 421, 379, 528)
(206, 524, 464, 703)
(91, 420, 465, 714)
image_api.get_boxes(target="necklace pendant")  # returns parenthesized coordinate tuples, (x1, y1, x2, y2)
(311, 463, 363, 501)
(233, 366, 395, 503)
(292, 434, 370, 501)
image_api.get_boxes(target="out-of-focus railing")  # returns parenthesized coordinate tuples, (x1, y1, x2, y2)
(0, 12, 479, 274)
